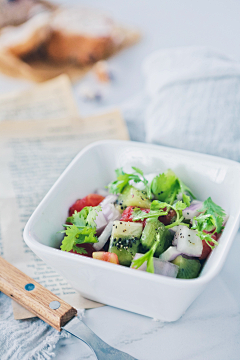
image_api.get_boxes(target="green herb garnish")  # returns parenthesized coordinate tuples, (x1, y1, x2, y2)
(132, 200, 189, 229)
(191, 197, 226, 249)
(60, 206, 100, 253)
(151, 169, 195, 204)
(108, 167, 151, 198)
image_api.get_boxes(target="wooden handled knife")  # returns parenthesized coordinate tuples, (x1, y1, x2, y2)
(0, 256, 137, 360)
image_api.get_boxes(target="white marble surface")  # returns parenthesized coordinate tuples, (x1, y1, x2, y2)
(1, 1, 240, 359)
(54, 230, 240, 360)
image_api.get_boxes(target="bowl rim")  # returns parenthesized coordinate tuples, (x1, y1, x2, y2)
(24, 139, 240, 289)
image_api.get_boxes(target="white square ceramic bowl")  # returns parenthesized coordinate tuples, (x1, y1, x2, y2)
(24, 140, 240, 321)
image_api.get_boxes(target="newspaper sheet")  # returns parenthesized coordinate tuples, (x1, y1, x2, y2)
(0, 74, 79, 122)
(0, 76, 129, 319)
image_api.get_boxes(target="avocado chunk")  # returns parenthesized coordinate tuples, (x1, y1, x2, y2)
(140, 219, 172, 257)
(115, 185, 151, 213)
(172, 256, 201, 279)
(108, 220, 143, 266)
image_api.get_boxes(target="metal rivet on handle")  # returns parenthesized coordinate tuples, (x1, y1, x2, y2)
(49, 301, 61, 310)
(25, 283, 35, 291)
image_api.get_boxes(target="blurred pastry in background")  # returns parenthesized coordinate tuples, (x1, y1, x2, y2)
(0, 0, 34, 28)
(45, 7, 124, 66)
(0, 2, 139, 81)
(0, 0, 53, 28)
(0, 11, 51, 57)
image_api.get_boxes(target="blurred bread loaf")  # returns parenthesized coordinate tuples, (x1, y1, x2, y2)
(0, 0, 35, 28)
(46, 8, 121, 65)
(0, 0, 54, 28)
(0, 11, 51, 57)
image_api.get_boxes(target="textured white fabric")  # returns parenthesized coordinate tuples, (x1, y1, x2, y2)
(143, 47, 240, 161)
(0, 245, 84, 360)
(0, 292, 68, 360)
(0, 292, 86, 360)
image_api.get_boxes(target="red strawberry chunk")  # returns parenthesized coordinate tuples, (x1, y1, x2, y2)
(69, 243, 94, 257)
(120, 206, 150, 227)
(69, 194, 105, 216)
(158, 208, 176, 225)
(120, 206, 177, 227)
(92, 252, 119, 264)
(199, 231, 221, 260)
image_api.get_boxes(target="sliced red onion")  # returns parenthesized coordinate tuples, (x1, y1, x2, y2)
(95, 210, 108, 235)
(94, 196, 121, 236)
(172, 226, 181, 246)
(94, 221, 113, 251)
(169, 226, 178, 237)
(100, 194, 118, 207)
(159, 246, 182, 262)
(182, 200, 203, 220)
(103, 204, 121, 222)
(176, 226, 203, 257)
(131, 253, 179, 278)
(100, 195, 121, 222)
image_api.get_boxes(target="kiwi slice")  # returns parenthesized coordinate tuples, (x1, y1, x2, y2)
(172, 256, 201, 279)
(115, 185, 151, 213)
(141, 219, 173, 257)
(108, 221, 143, 267)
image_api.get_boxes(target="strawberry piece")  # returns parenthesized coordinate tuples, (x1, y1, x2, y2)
(92, 251, 119, 264)
(69, 194, 105, 216)
(120, 206, 150, 227)
(199, 231, 221, 260)
(158, 208, 176, 225)
(120, 206, 176, 227)
(69, 243, 94, 257)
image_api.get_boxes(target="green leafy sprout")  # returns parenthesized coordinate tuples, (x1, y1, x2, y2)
(192, 197, 226, 249)
(132, 199, 190, 230)
(108, 167, 195, 205)
(108, 167, 152, 199)
(151, 169, 195, 205)
(60, 206, 101, 254)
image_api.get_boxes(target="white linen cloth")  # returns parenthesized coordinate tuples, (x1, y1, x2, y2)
(0, 291, 68, 360)
(141, 47, 240, 161)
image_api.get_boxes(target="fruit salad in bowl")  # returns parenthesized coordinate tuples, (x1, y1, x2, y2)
(24, 140, 240, 321)
(59, 167, 227, 280)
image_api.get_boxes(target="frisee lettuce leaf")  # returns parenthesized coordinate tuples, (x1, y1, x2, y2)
(60, 206, 100, 253)
(191, 197, 226, 249)
(198, 197, 226, 233)
(86, 206, 101, 228)
(72, 245, 88, 255)
(60, 224, 98, 253)
(131, 200, 189, 229)
(151, 169, 195, 204)
(108, 167, 151, 198)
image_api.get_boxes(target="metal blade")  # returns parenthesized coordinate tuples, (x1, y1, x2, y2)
(62, 317, 137, 360)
